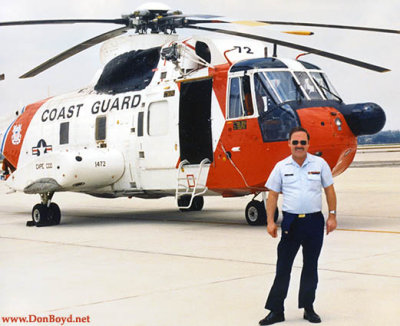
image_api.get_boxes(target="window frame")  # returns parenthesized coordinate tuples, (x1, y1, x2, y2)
(227, 74, 256, 120)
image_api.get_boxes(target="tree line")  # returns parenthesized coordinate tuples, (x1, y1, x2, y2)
(358, 130, 400, 145)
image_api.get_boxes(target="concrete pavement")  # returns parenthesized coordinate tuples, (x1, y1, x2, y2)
(0, 162, 399, 326)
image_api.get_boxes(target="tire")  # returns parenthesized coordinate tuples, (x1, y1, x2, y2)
(48, 203, 61, 225)
(245, 200, 266, 226)
(190, 196, 204, 211)
(178, 195, 191, 211)
(178, 195, 204, 211)
(32, 204, 49, 227)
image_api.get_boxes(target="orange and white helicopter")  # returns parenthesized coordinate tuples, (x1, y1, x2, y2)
(0, 3, 392, 227)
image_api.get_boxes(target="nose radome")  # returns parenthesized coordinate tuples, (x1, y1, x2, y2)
(337, 102, 386, 136)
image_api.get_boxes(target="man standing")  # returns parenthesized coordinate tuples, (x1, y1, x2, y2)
(259, 126, 337, 325)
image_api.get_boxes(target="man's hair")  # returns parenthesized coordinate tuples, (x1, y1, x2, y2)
(289, 126, 310, 140)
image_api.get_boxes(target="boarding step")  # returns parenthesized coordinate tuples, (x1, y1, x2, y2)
(176, 158, 211, 209)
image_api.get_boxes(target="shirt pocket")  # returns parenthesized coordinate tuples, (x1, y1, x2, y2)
(282, 170, 296, 185)
(307, 172, 321, 189)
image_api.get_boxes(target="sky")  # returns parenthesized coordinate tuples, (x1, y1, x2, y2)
(0, 0, 399, 130)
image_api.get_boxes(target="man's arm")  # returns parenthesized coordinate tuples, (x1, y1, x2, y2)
(266, 190, 279, 238)
(324, 184, 337, 235)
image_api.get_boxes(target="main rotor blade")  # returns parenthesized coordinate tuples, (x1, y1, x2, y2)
(186, 25, 390, 73)
(20, 26, 129, 78)
(257, 21, 400, 34)
(186, 18, 399, 35)
(0, 18, 128, 27)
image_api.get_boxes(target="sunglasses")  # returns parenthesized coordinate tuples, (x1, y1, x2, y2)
(291, 140, 308, 145)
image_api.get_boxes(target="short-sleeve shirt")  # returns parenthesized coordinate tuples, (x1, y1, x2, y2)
(265, 153, 333, 214)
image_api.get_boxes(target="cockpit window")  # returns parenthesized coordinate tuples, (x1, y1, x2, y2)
(259, 71, 306, 103)
(254, 72, 299, 142)
(228, 76, 254, 119)
(294, 72, 323, 100)
(310, 72, 341, 101)
(228, 78, 242, 118)
(254, 73, 278, 114)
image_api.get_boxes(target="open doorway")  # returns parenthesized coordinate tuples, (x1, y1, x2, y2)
(179, 78, 213, 164)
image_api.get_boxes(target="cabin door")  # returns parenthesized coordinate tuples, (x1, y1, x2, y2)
(179, 78, 214, 164)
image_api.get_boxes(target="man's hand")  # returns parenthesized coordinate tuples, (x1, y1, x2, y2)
(266, 190, 279, 238)
(267, 222, 278, 238)
(326, 214, 337, 235)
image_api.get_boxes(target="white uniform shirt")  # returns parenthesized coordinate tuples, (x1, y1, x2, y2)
(266, 153, 333, 214)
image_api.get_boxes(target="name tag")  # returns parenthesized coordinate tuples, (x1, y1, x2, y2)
(308, 171, 320, 175)
(284, 173, 294, 176)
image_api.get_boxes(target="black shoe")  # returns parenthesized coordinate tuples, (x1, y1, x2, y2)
(259, 311, 285, 325)
(304, 308, 321, 323)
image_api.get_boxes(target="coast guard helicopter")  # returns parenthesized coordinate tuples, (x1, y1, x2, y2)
(0, 3, 392, 227)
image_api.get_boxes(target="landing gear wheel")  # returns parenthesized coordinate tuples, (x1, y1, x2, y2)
(190, 196, 204, 211)
(47, 203, 61, 225)
(32, 204, 49, 227)
(245, 200, 279, 226)
(30, 202, 61, 227)
(178, 195, 204, 211)
(245, 200, 266, 226)
(178, 195, 191, 211)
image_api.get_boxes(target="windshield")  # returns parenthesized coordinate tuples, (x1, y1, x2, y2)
(254, 73, 279, 114)
(258, 71, 306, 103)
(310, 72, 341, 101)
(294, 72, 323, 100)
(255, 70, 341, 104)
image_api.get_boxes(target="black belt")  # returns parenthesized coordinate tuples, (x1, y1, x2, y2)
(283, 211, 321, 219)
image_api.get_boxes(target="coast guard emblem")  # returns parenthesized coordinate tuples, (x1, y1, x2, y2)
(11, 124, 22, 145)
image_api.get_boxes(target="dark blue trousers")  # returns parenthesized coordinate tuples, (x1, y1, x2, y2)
(265, 211, 324, 312)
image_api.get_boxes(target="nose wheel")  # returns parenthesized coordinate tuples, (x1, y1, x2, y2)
(245, 199, 279, 226)
(27, 192, 61, 227)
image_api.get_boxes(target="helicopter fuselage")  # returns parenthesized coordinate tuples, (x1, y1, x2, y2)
(0, 35, 385, 221)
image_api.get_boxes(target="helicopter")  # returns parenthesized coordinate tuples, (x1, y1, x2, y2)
(0, 2, 392, 227)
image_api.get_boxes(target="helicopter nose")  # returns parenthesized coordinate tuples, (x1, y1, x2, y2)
(337, 102, 386, 136)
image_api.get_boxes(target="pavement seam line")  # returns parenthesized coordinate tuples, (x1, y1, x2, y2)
(1, 236, 399, 279)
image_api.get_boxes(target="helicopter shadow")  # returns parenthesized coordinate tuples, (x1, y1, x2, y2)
(51, 207, 250, 228)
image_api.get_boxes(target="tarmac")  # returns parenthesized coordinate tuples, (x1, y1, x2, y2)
(0, 147, 399, 326)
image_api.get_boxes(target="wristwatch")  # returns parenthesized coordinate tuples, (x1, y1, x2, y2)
(329, 210, 336, 215)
